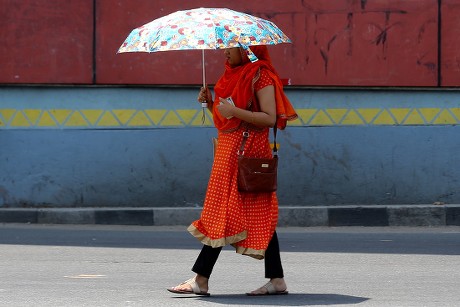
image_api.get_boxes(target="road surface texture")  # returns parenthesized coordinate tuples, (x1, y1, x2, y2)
(1, 224, 459, 306)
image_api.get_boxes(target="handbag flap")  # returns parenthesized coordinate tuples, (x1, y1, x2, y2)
(238, 156, 278, 173)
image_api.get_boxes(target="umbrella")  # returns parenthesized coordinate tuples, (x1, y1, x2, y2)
(117, 7, 292, 90)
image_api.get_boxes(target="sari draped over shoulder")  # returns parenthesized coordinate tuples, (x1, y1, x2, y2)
(212, 46, 297, 132)
(187, 45, 297, 259)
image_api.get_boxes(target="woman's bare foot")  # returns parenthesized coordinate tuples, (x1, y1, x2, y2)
(168, 274, 209, 295)
(247, 278, 288, 296)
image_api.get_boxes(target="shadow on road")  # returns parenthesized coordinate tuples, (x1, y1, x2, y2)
(191, 293, 369, 306)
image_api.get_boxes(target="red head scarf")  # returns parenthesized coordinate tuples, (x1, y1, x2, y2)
(213, 45, 297, 132)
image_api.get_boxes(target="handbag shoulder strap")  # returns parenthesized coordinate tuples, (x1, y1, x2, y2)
(239, 99, 278, 156)
(273, 124, 278, 156)
(239, 123, 277, 156)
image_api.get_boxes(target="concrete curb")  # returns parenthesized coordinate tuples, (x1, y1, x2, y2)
(1, 205, 459, 227)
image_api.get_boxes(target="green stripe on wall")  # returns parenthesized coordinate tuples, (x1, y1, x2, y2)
(1, 108, 459, 128)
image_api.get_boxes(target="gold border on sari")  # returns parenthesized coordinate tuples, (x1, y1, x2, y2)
(234, 245, 265, 260)
(188, 224, 267, 260)
(187, 224, 247, 248)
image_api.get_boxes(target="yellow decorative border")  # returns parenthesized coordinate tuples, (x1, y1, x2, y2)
(1, 108, 460, 128)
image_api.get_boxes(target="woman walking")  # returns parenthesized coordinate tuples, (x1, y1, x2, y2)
(168, 45, 297, 296)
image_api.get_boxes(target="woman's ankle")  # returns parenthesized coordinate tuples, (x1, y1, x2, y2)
(270, 278, 287, 289)
(195, 274, 209, 288)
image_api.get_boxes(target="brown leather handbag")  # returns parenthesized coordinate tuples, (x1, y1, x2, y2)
(237, 125, 278, 193)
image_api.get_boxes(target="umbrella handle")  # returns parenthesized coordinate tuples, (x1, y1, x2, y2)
(201, 49, 207, 108)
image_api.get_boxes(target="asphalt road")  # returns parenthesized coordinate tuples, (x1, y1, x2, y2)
(0, 224, 459, 307)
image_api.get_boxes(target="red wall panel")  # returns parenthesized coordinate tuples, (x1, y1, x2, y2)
(0, 0, 445, 86)
(301, 0, 438, 86)
(96, 0, 294, 85)
(97, 0, 438, 86)
(441, 0, 460, 86)
(0, 0, 93, 84)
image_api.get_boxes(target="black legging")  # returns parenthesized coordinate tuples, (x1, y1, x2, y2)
(192, 231, 284, 279)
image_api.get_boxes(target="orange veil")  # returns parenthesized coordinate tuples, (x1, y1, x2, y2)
(212, 45, 297, 132)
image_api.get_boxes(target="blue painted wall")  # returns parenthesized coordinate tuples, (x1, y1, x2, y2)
(1, 87, 460, 207)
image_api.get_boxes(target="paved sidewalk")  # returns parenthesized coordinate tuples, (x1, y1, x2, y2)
(1, 204, 459, 227)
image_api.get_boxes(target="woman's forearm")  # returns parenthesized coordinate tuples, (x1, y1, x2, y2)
(231, 107, 276, 127)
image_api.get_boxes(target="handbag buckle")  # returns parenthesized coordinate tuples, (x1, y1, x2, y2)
(238, 130, 249, 155)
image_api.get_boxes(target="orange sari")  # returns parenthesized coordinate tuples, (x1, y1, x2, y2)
(188, 46, 297, 259)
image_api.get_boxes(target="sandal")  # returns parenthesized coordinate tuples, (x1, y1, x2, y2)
(167, 277, 210, 296)
(246, 281, 288, 296)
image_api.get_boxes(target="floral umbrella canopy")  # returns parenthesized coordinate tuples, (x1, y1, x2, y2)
(118, 7, 292, 86)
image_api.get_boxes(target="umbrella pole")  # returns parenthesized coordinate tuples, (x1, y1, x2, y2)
(202, 49, 206, 88)
(201, 49, 207, 108)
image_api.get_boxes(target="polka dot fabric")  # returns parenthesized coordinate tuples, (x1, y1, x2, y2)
(188, 124, 278, 260)
(254, 69, 274, 91)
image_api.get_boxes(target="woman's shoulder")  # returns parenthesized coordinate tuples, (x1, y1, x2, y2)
(255, 68, 274, 91)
